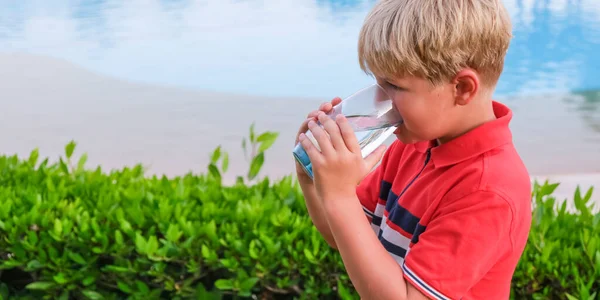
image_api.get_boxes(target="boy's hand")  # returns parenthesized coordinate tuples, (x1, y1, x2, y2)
(298, 111, 386, 207)
(294, 97, 342, 183)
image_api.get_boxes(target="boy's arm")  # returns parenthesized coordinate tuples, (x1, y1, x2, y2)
(298, 179, 338, 248)
(324, 190, 515, 300)
(323, 195, 429, 300)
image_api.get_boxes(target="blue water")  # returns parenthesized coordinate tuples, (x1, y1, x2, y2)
(0, 0, 599, 99)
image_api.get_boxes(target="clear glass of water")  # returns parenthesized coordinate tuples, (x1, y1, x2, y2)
(293, 83, 403, 179)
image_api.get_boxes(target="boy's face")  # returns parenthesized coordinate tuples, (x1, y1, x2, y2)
(377, 75, 457, 144)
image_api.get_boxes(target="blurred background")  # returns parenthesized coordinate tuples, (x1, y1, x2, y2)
(0, 0, 599, 201)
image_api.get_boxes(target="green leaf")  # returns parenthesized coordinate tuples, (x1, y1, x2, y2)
(82, 276, 96, 286)
(65, 140, 76, 159)
(240, 277, 260, 291)
(103, 265, 132, 273)
(135, 280, 150, 294)
(115, 230, 124, 245)
(214, 279, 234, 290)
(68, 251, 86, 265)
(565, 293, 578, 300)
(257, 132, 279, 152)
(77, 153, 88, 171)
(27, 231, 38, 246)
(135, 233, 147, 254)
(53, 273, 68, 284)
(222, 152, 229, 173)
(210, 146, 222, 164)
(146, 236, 159, 255)
(208, 164, 221, 182)
(304, 248, 316, 263)
(166, 224, 182, 243)
(28, 148, 39, 166)
(82, 290, 104, 300)
(59, 158, 69, 174)
(248, 152, 264, 180)
(117, 281, 133, 294)
(54, 219, 63, 237)
(249, 123, 256, 143)
(583, 186, 594, 202)
(26, 281, 55, 290)
(26, 260, 43, 270)
(201, 244, 213, 260)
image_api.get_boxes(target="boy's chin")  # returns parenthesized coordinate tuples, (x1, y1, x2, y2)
(394, 133, 417, 144)
(394, 131, 425, 145)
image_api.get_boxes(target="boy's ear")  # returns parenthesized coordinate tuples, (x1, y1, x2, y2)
(452, 69, 479, 106)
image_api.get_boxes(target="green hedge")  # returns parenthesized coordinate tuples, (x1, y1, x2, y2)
(0, 128, 598, 299)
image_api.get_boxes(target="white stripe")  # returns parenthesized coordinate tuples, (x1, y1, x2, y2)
(374, 202, 386, 217)
(402, 263, 451, 300)
(389, 252, 404, 265)
(381, 225, 411, 251)
(380, 215, 389, 231)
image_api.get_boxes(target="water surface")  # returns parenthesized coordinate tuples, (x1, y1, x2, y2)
(1, 0, 599, 98)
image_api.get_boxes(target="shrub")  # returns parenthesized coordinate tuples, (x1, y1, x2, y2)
(511, 181, 599, 299)
(0, 127, 598, 299)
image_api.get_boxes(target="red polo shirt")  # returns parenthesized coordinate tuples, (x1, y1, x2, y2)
(356, 101, 531, 299)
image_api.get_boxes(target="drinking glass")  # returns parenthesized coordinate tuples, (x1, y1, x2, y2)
(293, 84, 403, 179)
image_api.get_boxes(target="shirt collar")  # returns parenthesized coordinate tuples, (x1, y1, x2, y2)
(413, 101, 513, 168)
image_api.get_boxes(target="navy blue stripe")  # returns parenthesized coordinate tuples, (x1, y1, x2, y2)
(387, 204, 421, 235)
(379, 236, 407, 258)
(385, 190, 398, 212)
(403, 264, 446, 300)
(362, 207, 375, 217)
(372, 215, 383, 226)
(379, 180, 392, 201)
(411, 223, 427, 244)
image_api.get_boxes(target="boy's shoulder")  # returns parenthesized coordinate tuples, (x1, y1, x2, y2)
(383, 100, 530, 196)
(379, 100, 531, 222)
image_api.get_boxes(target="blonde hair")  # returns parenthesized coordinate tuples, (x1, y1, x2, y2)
(358, 0, 512, 87)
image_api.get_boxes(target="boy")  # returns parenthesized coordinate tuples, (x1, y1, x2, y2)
(294, 0, 531, 299)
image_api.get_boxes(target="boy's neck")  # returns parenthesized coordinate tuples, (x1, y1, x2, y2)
(437, 96, 496, 145)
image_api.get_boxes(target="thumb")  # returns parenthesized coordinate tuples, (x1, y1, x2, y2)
(364, 144, 387, 170)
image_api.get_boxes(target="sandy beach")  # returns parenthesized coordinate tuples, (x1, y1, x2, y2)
(2, 52, 599, 206)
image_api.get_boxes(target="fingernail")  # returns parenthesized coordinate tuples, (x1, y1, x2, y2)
(299, 133, 305, 140)
(308, 120, 315, 127)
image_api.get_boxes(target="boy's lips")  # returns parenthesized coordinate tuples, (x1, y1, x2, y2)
(393, 121, 404, 134)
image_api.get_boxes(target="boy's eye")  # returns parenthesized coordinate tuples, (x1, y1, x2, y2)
(386, 82, 403, 90)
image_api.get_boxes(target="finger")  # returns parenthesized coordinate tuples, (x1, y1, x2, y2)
(307, 109, 321, 119)
(331, 97, 342, 107)
(307, 119, 334, 156)
(364, 144, 387, 170)
(299, 132, 323, 163)
(319, 102, 333, 112)
(335, 114, 361, 153)
(295, 118, 312, 143)
(317, 112, 345, 150)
